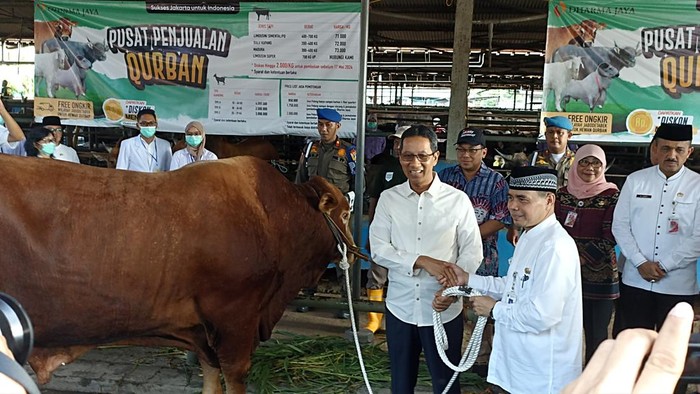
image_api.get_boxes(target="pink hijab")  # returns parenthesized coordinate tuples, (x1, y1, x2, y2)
(566, 144, 618, 199)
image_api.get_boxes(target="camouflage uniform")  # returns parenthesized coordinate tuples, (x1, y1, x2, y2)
(528, 147, 576, 188)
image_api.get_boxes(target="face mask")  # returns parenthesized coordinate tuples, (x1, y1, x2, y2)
(185, 135, 203, 147)
(367, 122, 377, 129)
(140, 126, 157, 138)
(40, 142, 56, 156)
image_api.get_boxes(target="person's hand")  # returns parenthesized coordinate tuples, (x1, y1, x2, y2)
(638, 261, 666, 282)
(437, 264, 469, 288)
(469, 296, 497, 317)
(432, 290, 457, 312)
(415, 256, 455, 280)
(562, 302, 693, 394)
(506, 226, 520, 246)
(0, 335, 27, 393)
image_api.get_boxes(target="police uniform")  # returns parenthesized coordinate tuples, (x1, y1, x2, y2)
(296, 138, 356, 194)
(529, 147, 576, 188)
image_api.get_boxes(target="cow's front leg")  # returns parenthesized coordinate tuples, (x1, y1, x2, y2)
(200, 359, 224, 394)
(216, 333, 257, 394)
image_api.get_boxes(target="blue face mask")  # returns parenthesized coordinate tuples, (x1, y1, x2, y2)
(140, 126, 157, 138)
(40, 142, 56, 156)
(185, 135, 203, 147)
(367, 122, 377, 129)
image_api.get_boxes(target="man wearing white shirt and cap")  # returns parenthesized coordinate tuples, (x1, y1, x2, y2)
(0, 100, 25, 151)
(116, 108, 172, 172)
(370, 125, 483, 394)
(41, 116, 80, 163)
(612, 123, 700, 331)
(436, 166, 583, 394)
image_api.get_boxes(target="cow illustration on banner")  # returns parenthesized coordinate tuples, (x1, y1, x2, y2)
(34, 0, 361, 136)
(542, 0, 700, 144)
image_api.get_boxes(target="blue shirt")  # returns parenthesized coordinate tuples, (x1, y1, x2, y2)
(439, 163, 512, 276)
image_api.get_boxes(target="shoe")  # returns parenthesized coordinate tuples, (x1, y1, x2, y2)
(296, 305, 310, 313)
(365, 289, 384, 332)
(336, 310, 350, 319)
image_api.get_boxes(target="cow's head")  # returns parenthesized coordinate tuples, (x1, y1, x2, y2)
(307, 176, 365, 264)
(86, 38, 108, 62)
(578, 20, 606, 44)
(613, 41, 639, 68)
(55, 18, 77, 41)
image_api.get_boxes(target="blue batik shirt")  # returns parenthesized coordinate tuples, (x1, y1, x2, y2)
(438, 163, 512, 276)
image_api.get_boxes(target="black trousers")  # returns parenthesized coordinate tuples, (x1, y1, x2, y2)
(583, 298, 614, 363)
(386, 309, 463, 394)
(619, 282, 696, 331)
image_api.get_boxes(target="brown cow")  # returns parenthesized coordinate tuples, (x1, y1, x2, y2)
(205, 136, 279, 160)
(545, 20, 606, 62)
(34, 18, 77, 55)
(0, 154, 361, 393)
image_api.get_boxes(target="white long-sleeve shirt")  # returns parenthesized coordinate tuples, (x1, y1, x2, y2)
(468, 214, 582, 394)
(54, 143, 80, 163)
(116, 135, 172, 172)
(612, 165, 700, 295)
(169, 148, 218, 171)
(370, 175, 483, 326)
(0, 125, 18, 150)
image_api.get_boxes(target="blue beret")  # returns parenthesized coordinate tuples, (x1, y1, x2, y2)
(543, 116, 573, 131)
(317, 108, 342, 123)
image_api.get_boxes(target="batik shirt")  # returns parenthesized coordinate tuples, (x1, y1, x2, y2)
(439, 163, 512, 276)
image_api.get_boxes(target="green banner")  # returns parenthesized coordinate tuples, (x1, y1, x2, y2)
(543, 1, 700, 144)
(34, 0, 362, 136)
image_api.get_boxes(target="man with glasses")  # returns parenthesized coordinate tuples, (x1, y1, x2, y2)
(438, 127, 512, 374)
(41, 116, 79, 163)
(612, 123, 700, 332)
(530, 116, 576, 187)
(370, 125, 482, 394)
(116, 108, 172, 172)
(295, 107, 356, 319)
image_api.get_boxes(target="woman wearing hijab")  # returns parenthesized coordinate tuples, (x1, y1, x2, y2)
(170, 121, 218, 170)
(24, 127, 56, 159)
(554, 144, 619, 364)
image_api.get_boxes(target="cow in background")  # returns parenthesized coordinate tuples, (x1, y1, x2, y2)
(560, 62, 620, 112)
(552, 42, 640, 78)
(41, 38, 108, 68)
(206, 136, 279, 160)
(0, 155, 362, 393)
(545, 20, 606, 62)
(34, 18, 77, 54)
(543, 56, 583, 111)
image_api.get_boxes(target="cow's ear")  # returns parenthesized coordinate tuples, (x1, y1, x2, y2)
(318, 192, 339, 214)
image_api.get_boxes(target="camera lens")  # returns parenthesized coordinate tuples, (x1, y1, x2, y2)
(0, 293, 34, 365)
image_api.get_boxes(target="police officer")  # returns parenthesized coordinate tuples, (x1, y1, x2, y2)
(295, 107, 357, 318)
(296, 108, 356, 196)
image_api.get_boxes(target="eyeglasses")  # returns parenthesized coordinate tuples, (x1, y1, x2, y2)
(399, 151, 437, 162)
(39, 137, 55, 144)
(545, 129, 568, 137)
(46, 127, 63, 133)
(138, 121, 157, 127)
(578, 159, 603, 168)
(456, 147, 483, 155)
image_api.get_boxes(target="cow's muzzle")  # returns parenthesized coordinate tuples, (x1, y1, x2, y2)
(322, 213, 370, 262)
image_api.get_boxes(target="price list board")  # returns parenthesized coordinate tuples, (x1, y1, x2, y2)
(282, 80, 358, 134)
(208, 79, 280, 125)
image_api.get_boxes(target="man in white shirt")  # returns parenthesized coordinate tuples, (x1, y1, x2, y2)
(437, 166, 583, 394)
(116, 108, 172, 172)
(612, 123, 700, 331)
(41, 116, 80, 163)
(0, 100, 25, 150)
(370, 125, 483, 394)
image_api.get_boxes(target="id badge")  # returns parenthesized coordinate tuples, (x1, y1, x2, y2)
(668, 215, 680, 233)
(564, 211, 578, 228)
(506, 291, 517, 304)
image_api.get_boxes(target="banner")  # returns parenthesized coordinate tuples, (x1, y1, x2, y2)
(34, 0, 362, 136)
(543, 1, 700, 144)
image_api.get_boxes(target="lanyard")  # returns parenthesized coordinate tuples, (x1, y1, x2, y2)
(140, 138, 158, 170)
